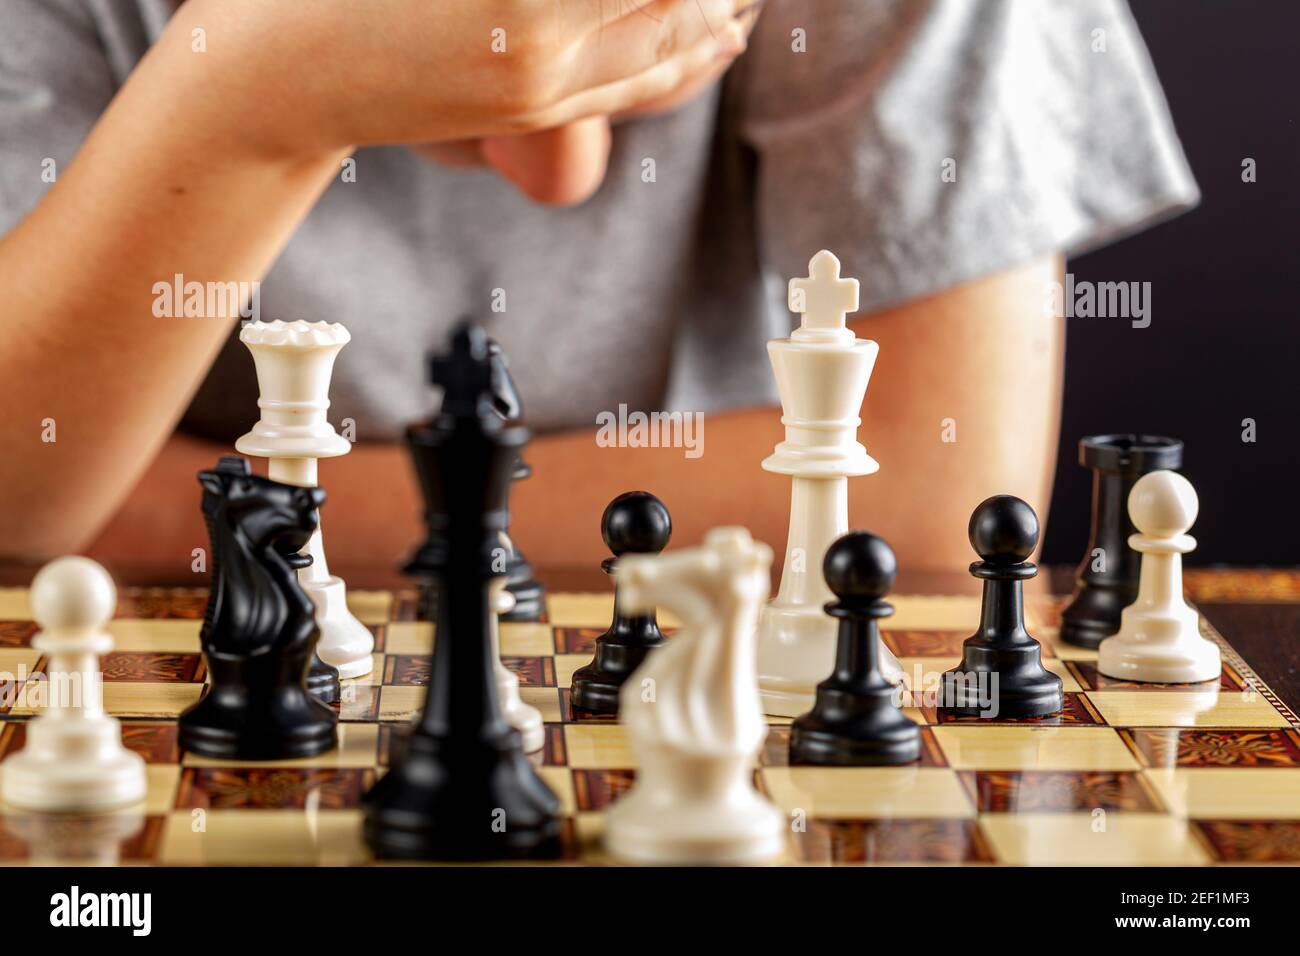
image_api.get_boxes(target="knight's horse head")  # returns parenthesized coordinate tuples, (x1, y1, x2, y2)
(198, 456, 325, 653)
(614, 527, 773, 754)
(618, 527, 772, 629)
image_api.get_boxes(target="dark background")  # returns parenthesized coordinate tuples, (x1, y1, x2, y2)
(1041, 0, 1299, 567)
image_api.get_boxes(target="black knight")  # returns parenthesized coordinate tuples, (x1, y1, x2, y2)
(179, 456, 338, 759)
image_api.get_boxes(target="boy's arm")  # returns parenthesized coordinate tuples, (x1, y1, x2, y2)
(0, 9, 346, 558)
(87, 256, 1064, 575)
(0, 0, 753, 560)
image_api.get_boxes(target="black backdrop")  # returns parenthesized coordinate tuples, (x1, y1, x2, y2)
(1041, 0, 1299, 567)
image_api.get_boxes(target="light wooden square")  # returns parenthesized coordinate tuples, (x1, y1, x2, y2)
(346, 590, 392, 625)
(1087, 690, 1290, 728)
(0, 648, 40, 680)
(554, 654, 591, 688)
(546, 593, 616, 628)
(345, 655, 385, 687)
(884, 596, 980, 630)
(145, 765, 182, 814)
(107, 619, 201, 653)
(762, 767, 975, 819)
(384, 622, 432, 655)
(500, 623, 555, 656)
(933, 726, 1139, 771)
(537, 766, 576, 816)
(1144, 768, 1300, 819)
(378, 685, 424, 722)
(11, 681, 204, 718)
(0, 587, 30, 619)
(545, 593, 680, 629)
(158, 809, 369, 865)
(521, 687, 563, 723)
(979, 813, 1211, 865)
(563, 724, 633, 769)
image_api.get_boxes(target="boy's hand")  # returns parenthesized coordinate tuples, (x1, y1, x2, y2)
(410, 7, 754, 206)
(186, 0, 753, 158)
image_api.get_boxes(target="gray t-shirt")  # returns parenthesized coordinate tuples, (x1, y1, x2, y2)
(0, 0, 1198, 440)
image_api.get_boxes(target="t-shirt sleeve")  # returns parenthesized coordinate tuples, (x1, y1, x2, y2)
(732, 0, 1200, 313)
(0, 0, 117, 235)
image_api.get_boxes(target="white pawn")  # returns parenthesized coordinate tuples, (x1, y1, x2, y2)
(1, 557, 146, 811)
(492, 534, 544, 753)
(605, 528, 784, 864)
(1098, 471, 1221, 683)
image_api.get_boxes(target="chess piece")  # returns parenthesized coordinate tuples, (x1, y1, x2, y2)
(180, 457, 338, 759)
(605, 528, 784, 864)
(570, 491, 672, 714)
(1, 557, 146, 811)
(365, 324, 561, 861)
(487, 338, 546, 622)
(939, 496, 1064, 719)
(495, 532, 545, 752)
(756, 250, 902, 717)
(1098, 471, 1220, 683)
(237, 319, 375, 685)
(1059, 434, 1184, 648)
(789, 531, 921, 765)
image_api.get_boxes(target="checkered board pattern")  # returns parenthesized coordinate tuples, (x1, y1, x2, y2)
(1, 584, 1299, 866)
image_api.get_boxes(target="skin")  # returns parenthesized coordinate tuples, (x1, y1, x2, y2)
(0, 0, 754, 558)
(0, 0, 1065, 575)
(85, 255, 1065, 576)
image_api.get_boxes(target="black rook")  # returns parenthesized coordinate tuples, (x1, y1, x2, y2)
(1059, 434, 1184, 649)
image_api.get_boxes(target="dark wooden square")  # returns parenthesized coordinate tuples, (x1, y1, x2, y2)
(791, 818, 994, 864)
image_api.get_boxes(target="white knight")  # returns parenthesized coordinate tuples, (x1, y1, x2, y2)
(604, 528, 785, 864)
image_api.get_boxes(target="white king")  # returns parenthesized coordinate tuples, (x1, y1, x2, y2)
(756, 251, 902, 716)
(236, 319, 375, 678)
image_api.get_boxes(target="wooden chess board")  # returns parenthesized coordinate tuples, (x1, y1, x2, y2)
(0, 584, 1298, 866)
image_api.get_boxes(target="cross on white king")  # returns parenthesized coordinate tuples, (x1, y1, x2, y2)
(789, 250, 859, 344)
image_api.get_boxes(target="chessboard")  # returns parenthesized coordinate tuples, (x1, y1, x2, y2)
(0, 583, 1298, 866)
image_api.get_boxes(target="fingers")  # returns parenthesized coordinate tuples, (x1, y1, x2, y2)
(613, 53, 734, 120)
(612, 3, 760, 119)
(569, 0, 757, 95)
(530, 24, 744, 132)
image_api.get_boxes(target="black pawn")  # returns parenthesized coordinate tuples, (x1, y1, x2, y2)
(487, 338, 545, 622)
(180, 456, 338, 759)
(789, 532, 920, 766)
(364, 324, 560, 861)
(1059, 434, 1183, 648)
(570, 492, 672, 715)
(939, 496, 1063, 720)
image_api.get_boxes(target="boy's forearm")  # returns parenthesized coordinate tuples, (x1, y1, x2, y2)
(0, 9, 346, 559)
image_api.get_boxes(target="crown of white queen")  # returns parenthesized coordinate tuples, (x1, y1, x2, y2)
(235, 319, 352, 460)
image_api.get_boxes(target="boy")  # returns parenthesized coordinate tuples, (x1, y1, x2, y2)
(0, 0, 1197, 572)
